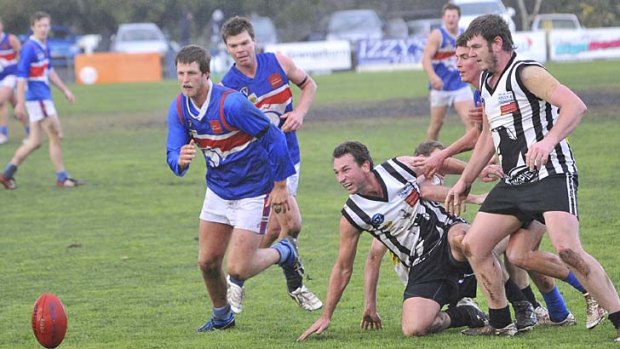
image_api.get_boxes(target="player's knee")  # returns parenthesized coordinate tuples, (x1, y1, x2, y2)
(197, 257, 222, 278)
(402, 323, 428, 337)
(505, 248, 528, 269)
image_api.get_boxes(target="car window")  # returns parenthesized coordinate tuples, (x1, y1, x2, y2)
(120, 29, 161, 41)
(540, 19, 578, 30)
(329, 12, 381, 33)
(459, 2, 504, 16)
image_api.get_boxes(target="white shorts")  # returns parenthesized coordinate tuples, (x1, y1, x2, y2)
(199, 188, 270, 234)
(0, 75, 17, 89)
(26, 100, 58, 123)
(286, 162, 301, 196)
(430, 86, 473, 108)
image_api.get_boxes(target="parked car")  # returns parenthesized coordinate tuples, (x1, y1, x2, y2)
(250, 15, 278, 51)
(111, 23, 169, 57)
(531, 13, 582, 31)
(326, 9, 383, 43)
(450, 0, 516, 32)
(406, 18, 443, 38)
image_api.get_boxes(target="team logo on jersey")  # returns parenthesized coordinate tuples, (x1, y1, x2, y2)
(371, 213, 385, 228)
(209, 120, 223, 134)
(240, 87, 249, 97)
(398, 182, 414, 198)
(268, 73, 283, 89)
(498, 92, 517, 115)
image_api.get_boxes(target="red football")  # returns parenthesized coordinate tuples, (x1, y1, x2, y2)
(32, 293, 67, 348)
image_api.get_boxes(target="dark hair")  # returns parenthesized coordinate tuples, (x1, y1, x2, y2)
(30, 11, 50, 26)
(464, 14, 513, 51)
(333, 141, 373, 168)
(175, 45, 211, 74)
(221, 16, 255, 44)
(442, 3, 461, 17)
(456, 33, 468, 48)
(414, 140, 445, 157)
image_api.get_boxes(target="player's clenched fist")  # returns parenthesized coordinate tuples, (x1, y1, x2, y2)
(178, 139, 196, 168)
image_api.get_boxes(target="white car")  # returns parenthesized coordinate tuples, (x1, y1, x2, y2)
(531, 13, 582, 31)
(451, 0, 517, 32)
(111, 23, 169, 57)
(326, 9, 384, 43)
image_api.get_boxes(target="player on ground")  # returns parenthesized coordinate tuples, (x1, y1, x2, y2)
(422, 3, 474, 141)
(445, 15, 620, 341)
(0, 11, 82, 190)
(166, 45, 302, 332)
(298, 141, 488, 340)
(220, 16, 322, 313)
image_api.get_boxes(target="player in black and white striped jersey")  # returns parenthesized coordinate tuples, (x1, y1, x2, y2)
(446, 14, 620, 342)
(298, 141, 488, 341)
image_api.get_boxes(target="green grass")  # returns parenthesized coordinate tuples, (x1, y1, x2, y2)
(1, 60, 620, 348)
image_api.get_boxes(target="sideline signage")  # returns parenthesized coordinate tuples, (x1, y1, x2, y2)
(513, 31, 547, 63)
(355, 38, 425, 71)
(265, 40, 352, 72)
(550, 27, 620, 61)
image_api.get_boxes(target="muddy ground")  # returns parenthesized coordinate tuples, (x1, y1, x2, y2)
(308, 90, 619, 122)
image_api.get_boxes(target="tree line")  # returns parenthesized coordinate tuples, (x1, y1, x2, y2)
(0, 0, 618, 46)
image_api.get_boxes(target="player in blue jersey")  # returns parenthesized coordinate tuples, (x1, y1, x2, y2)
(422, 3, 474, 141)
(0, 17, 24, 145)
(166, 45, 304, 332)
(0, 12, 81, 190)
(220, 16, 322, 313)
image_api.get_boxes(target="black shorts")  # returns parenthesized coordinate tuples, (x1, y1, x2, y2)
(403, 221, 469, 306)
(479, 174, 578, 224)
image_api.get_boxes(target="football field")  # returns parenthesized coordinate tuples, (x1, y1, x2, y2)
(1, 60, 619, 348)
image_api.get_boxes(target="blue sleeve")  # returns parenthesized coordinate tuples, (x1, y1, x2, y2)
(17, 43, 33, 79)
(223, 93, 295, 181)
(166, 99, 191, 176)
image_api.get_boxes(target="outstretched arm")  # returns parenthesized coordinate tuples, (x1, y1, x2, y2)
(298, 217, 361, 341)
(361, 239, 387, 330)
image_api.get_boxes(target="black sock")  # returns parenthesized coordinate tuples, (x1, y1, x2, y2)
(520, 285, 541, 308)
(489, 306, 512, 329)
(445, 306, 468, 328)
(282, 265, 303, 292)
(609, 311, 620, 329)
(505, 278, 527, 303)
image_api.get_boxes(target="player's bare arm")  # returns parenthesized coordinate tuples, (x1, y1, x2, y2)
(49, 70, 75, 103)
(268, 180, 290, 213)
(445, 116, 495, 216)
(520, 65, 587, 171)
(298, 217, 361, 341)
(422, 30, 443, 90)
(361, 240, 387, 330)
(14, 79, 26, 120)
(413, 126, 481, 178)
(276, 52, 317, 132)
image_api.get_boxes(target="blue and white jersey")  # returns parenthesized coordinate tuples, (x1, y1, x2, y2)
(221, 52, 300, 165)
(431, 27, 468, 92)
(341, 158, 462, 269)
(480, 52, 577, 185)
(166, 81, 295, 200)
(0, 33, 18, 78)
(17, 36, 53, 101)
